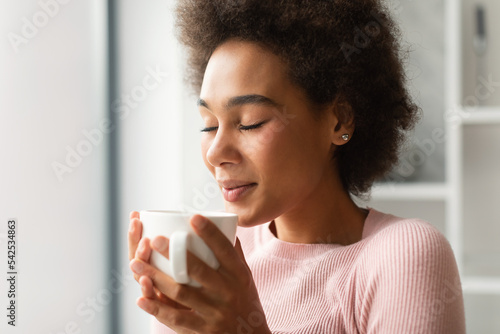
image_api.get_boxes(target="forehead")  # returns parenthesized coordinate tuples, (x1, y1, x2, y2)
(200, 40, 290, 102)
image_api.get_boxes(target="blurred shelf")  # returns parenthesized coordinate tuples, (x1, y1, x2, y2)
(460, 107, 500, 124)
(462, 276, 500, 295)
(465, 253, 500, 265)
(463, 253, 500, 277)
(370, 182, 448, 201)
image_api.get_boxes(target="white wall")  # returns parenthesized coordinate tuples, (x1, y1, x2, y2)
(0, 0, 108, 333)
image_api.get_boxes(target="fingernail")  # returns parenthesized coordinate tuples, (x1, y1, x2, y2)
(152, 237, 167, 252)
(130, 260, 143, 274)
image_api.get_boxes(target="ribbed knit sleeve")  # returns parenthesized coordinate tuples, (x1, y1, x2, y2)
(355, 219, 466, 334)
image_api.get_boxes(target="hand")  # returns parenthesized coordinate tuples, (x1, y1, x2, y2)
(128, 211, 187, 310)
(129, 214, 271, 334)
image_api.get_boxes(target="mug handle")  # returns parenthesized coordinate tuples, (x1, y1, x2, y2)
(169, 230, 190, 284)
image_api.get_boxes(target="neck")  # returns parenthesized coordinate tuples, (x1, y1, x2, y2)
(272, 169, 367, 245)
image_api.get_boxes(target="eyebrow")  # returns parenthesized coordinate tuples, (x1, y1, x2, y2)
(197, 94, 282, 110)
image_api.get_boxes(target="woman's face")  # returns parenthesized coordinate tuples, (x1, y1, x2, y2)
(199, 40, 338, 227)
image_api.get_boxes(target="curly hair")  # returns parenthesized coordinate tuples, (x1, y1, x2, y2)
(174, 0, 420, 197)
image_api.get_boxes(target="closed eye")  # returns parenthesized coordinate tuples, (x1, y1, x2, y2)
(200, 121, 266, 132)
(200, 126, 218, 132)
(239, 121, 265, 131)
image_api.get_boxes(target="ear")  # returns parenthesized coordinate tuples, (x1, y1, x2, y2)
(329, 94, 355, 146)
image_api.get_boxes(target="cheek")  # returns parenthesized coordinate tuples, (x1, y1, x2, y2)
(242, 128, 302, 189)
(243, 125, 285, 165)
(255, 125, 325, 184)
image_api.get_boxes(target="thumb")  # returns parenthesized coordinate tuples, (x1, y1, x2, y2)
(234, 237, 250, 269)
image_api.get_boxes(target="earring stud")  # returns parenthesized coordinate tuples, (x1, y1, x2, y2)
(342, 134, 350, 141)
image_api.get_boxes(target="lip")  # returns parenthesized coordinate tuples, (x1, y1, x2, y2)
(221, 183, 257, 202)
(217, 179, 256, 189)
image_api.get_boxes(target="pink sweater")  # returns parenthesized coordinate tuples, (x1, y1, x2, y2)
(151, 208, 466, 333)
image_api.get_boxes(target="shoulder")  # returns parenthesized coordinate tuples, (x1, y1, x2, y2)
(357, 212, 456, 282)
(364, 209, 450, 252)
(355, 210, 465, 333)
(360, 210, 455, 274)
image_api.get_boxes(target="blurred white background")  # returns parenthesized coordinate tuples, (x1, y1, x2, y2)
(1, 0, 109, 333)
(1, 0, 499, 333)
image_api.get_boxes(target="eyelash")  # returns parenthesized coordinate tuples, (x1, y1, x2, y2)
(200, 122, 265, 133)
(200, 127, 218, 133)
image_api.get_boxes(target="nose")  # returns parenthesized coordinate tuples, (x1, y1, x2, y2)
(205, 127, 242, 167)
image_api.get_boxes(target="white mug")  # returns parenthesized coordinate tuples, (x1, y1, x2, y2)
(139, 210, 238, 287)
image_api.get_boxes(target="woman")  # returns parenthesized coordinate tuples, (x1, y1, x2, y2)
(128, 0, 466, 333)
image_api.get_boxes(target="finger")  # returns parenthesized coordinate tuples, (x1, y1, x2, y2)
(136, 296, 205, 332)
(131, 235, 148, 283)
(150, 235, 227, 297)
(190, 215, 243, 272)
(128, 218, 143, 261)
(143, 236, 184, 309)
(149, 235, 220, 283)
(141, 274, 192, 310)
(234, 238, 251, 271)
(129, 258, 213, 314)
(153, 286, 192, 311)
(234, 238, 252, 276)
(130, 211, 140, 220)
(139, 275, 156, 299)
(136, 237, 152, 262)
(185, 250, 223, 292)
(150, 236, 170, 260)
(155, 288, 188, 309)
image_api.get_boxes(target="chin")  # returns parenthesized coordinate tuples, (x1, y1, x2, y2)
(224, 203, 275, 228)
(237, 218, 266, 228)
